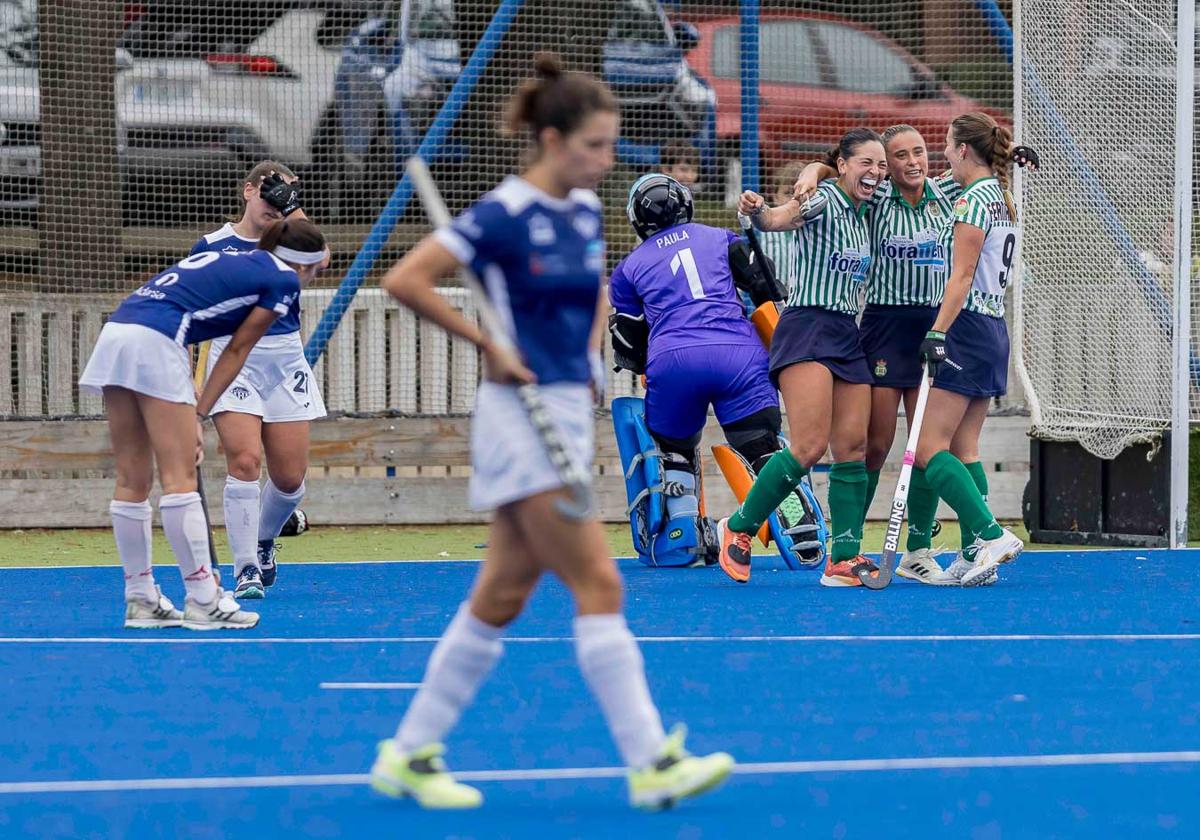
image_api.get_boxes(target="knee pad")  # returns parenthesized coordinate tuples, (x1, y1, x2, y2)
(611, 397, 709, 568)
(723, 406, 783, 471)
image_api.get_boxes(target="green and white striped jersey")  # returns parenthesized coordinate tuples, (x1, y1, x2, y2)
(757, 229, 798, 294)
(787, 181, 872, 315)
(938, 176, 1020, 319)
(864, 174, 960, 306)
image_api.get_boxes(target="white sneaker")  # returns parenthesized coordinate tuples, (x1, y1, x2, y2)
(183, 588, 260, 630)
(124, 586, 183, 629)
(896, 548, 955, 586)
(961, 528, 1023, 587)
(944, 554, 998, 586)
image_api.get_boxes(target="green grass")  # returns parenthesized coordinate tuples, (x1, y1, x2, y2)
(0, 520, 1113, 569)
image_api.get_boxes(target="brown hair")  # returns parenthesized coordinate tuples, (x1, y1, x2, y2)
(661, 141, 699, 169)
(950, 112, 1017, 221)
(881, 124, 920, 147)
(773, 160, 807, 201)
(822, 127, 884, 169)
(258, 217, 325, 262)
(239, 160, 296, 204)
(504, 52, 618, 146)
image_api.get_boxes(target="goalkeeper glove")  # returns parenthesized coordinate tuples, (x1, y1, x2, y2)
(260, 173, 303, 216)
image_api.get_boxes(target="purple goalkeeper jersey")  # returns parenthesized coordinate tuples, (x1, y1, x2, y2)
(609, 222, 758, 360)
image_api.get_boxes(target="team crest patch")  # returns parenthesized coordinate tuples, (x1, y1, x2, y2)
(953, 198, 969, 219)
(927, 203, 943, 217)
(874, 358, 888, 378)
(231, 386, 251, 400)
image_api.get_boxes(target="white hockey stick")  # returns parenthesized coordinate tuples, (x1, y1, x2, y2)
(405, 156, 592, 521)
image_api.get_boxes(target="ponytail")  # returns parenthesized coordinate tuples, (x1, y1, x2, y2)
(950, 113, 1019, 222)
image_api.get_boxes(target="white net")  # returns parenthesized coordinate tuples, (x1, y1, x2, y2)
(1016, 0, 1196, 458)
(2, 0, 1018, 420)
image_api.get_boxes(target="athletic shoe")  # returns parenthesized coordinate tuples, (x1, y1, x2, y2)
(896, 548, 955, 586)
(715, 518, 752, 583)
(943, 554, 998, 586)
(370, 741, 482, 809)
(182, 588, 260, 630)
(124, 586, 183, 629)
(257, 540, 279, 587)
(627, 725, 734, 811)
(962, 528, 1023, 587)
(234, 565, 265, 600)
(819, 554, 878, 587)
(280, 509, 308, 537)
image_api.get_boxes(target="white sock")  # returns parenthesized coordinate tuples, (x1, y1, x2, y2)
(395, 602, 504, 752)
(159, 492, 219, 604)
(574, 614, 666, 769)
(259, 479, 305, 542)
(223, 476, 261, 574)
(111, 499, 155, 602)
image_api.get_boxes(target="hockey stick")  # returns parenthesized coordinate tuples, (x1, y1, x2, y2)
(193, 341, 222, 582)
(862, 368, 933, 589)
(405, 156, 592, 521)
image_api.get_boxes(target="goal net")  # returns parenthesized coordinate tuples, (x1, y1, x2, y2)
(1014, 0, 1197, 459)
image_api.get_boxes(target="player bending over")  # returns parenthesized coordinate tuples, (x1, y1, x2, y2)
(79, 219, 328, 629)
(370, 54, 733, 811)
(191, 162, 325, 599)
(609, 173, 823, 568)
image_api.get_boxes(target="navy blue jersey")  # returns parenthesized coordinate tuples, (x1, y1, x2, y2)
(435, 177, 604, 385)
(109, 250, 300, 347)
(609, 222, 758, 359)
(190, 223, 301, 335)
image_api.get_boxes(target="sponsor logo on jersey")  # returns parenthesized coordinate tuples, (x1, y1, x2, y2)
(231, 386, 251, 400)
(528, 214, 556, 246)
(878, 236, 946, 268)
(573, 212, 599, 239)
(133, 286, 166, 300)
(828, 250, 871, 282)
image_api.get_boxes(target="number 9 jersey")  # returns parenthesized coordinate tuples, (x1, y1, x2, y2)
(940, 176, 1020, 319)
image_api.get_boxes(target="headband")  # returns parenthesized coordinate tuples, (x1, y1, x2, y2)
(272, 245, 326, 265)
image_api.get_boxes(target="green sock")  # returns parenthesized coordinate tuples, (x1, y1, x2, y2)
(905, 467, 938, 552)
(863, 468, 881, 528)
(728, 448, 808, 534)
(960, 460, 989, 557)
(925, 451, 1002, 544)
(828, 461, 867, 562)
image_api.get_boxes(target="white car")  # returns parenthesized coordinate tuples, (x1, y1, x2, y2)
(0, 0, 38, 216)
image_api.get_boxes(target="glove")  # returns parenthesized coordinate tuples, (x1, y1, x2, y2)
(260, 173, 302, 216)
(798, 190, 829, 221)
(919, 330, 947, 376)
(1011, 145, 1040, 170)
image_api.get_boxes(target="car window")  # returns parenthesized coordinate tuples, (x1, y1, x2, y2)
(712, 21, 821, 87)
(120, 1, 295, 58)
(607, 0, 669, 45)
(810, 21, 914, 95)
(411, 0, 454, 41)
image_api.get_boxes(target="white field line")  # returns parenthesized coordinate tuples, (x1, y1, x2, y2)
(318, 682, 420, 690)
(2, 750, 1200, 795)
(0, 634, 1198, 645)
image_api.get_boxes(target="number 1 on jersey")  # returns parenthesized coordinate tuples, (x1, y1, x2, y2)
(670, 247, 706, 299)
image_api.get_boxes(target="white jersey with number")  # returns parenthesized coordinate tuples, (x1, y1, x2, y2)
(939, 176, 1020, 318)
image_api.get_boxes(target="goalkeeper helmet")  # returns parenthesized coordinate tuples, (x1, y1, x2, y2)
(626, 173, 693, 240)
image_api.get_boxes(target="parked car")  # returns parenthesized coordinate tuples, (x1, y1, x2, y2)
(685, 11, 1004, 199)
(1, 0, 355, 223)
(325, 0, 716, 219)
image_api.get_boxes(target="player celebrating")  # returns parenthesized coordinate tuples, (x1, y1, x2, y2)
(609, 172, 819, 567)
(370, 54, 732, 810)
(915, 113, 1026, 586)
(756, 161, 807, 294)
(716, 128, 886, 587)
(192, 162, 325, 599)
(79, 219, 328, 629)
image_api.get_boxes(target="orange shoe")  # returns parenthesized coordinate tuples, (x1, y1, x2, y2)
(819, 554, 878, 588)
(716, 518, 752, 583)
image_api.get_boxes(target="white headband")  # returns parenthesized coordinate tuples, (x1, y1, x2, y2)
(273, 245, 326, 265)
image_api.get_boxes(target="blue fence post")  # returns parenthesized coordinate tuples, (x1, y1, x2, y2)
(738, 0, 760, 194)
(304, 0, 528, 366)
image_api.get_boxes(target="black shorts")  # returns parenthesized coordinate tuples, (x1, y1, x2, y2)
(768, 306, 873, 387)
(934, 309, 1009, 398)
(859, 303, 940, 389)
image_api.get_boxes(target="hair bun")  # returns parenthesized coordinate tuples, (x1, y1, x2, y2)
(533, 52, 563, 81)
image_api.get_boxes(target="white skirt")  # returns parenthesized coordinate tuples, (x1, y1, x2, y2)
(469, 381, 594, 511)
(205, 332, 327, 423)
(79, 322, 195, 405)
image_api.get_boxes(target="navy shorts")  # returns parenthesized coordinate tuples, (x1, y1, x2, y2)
(644, 342, 778, 440)
(768, 306, 873, 387)
(934, 310, 1009, 398)
(859, 304, 939, 389)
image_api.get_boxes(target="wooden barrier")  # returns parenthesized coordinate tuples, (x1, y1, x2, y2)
(0, 413, 1029, 528)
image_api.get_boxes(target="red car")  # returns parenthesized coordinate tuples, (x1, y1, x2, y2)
(686, 11, 1007, 191)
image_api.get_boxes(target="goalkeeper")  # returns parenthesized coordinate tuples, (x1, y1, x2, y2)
(609, 174, 822, 568)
